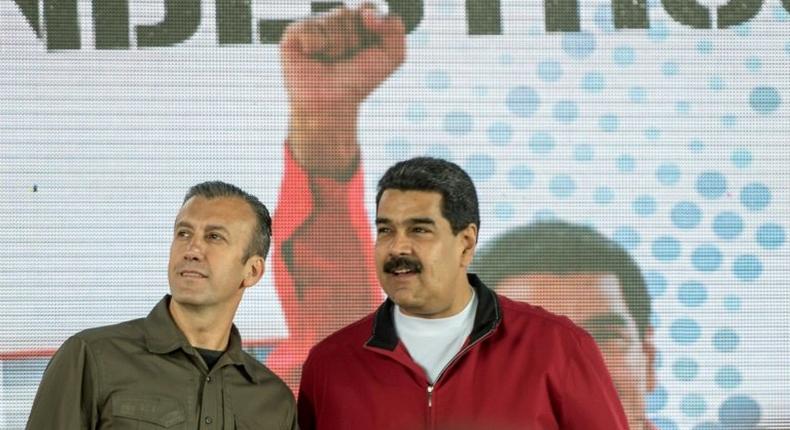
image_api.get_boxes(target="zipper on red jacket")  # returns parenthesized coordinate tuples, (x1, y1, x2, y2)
(427, 384, 434, 408)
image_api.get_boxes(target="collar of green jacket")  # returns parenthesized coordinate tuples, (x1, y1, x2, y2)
(142, 295, 259, 383)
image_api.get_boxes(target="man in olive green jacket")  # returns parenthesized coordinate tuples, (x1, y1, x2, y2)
(26, 181, 297, 430)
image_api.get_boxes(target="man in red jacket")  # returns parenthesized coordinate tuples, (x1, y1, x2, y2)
(473, 221, 658, 430)
(297, 155, 629, 429)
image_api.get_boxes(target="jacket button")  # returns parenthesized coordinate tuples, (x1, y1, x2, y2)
(205, 416, 213, 424)
(206, 376, 212, 383)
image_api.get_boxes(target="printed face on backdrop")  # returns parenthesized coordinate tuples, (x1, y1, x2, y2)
(496, 273, 656, 430)
(375, 190, 477, 318)
(168, 196, 262, 313)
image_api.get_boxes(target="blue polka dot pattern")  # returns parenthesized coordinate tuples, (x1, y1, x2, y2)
(715, 366, 742, 389)
(562, 32, 596, 59)
(645, 271, 668, 298)
(574, 145, 594, 162)
(670, 318, 701, 344)
(749, 86, 781, 114)
(646, 386, 669, 413)
(723, 296, 741, 313)
(633, 195, 657, 216)
(656, 163, 681, 185)
(719, 395, 761, 429)
(712, 212, 743, 240)
(582, 72, 605, 93)
(756, 223, 785, 249)
(464, 154, 495, 182)
(629, 87, 647, 103)
(731, 148, 752, 168)
(424, 70, 451, 91)
(678, 282, 707, 307)
(507, 166, 534, 189)
(444, 111, 473, 136)
(673, 357, 699, 381)
(653, 236, 682, 262)
(713, 329, 739, 353)
(529, 132, 555, 154)
(671, 201, 702, 229)
(616, 154, 634, 172)
(487, 122, 512, 146)
(691, 244, 723, 272)
(549, 175, 575, 199)
(696, 172, 727, 199)
(740, 183, 771, 211)
(613, 226, 640, 250)
(506, 87, 540, 118)
(652, 418, 678, 430)
(613, 46, 636, 66)
(537, 61, 562, 82)
(600, 114, 619, 132)
(552, 101, 578, 123)
(681, 394, 706, 417)
(732, 255, 762, 281)
(594, 187, 614, 205)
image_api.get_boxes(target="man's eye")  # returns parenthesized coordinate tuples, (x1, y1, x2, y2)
(207, 233, 223, 241)
(176, 230, 190, 238)
(377, 227, 391, 235)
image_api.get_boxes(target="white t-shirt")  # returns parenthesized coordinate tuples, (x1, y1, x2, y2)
(394, 290, 478, 384)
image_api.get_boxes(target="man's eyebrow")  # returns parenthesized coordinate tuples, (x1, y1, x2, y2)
(204, 224, 230, 235)
(407, 217, 436, 226)
(581, 313, 628, 331)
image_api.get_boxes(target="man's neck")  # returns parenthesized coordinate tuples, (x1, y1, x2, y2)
(168, 300, 236, 351)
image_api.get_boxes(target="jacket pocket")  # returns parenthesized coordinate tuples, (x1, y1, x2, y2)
(111, 394, 186, 428)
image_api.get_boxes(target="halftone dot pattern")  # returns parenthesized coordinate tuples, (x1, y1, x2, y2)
(673, 357, 699, 381)
(647, 386, 669, 413)
(732, 255, 763, 282)
(656, 163, 681, 185)
(506, 87, 540, 117)
(614, 226, 641, 251)
(756, 223, 785, 250)
(718, 395, 761, 428)
(582, 72, 605, 93)
(653, 236, 682, 262)
(529, 132, 555, 154)
(537, 61, 563, 82)
(740, 183, 771, 211)
(487, 121, 512, 146)
(681, 394, 707, 417)
(696, 172, 727, 199)
(691, 244, 723, 272)
(712, 212, 743, 240)
(594, 186, 615, 205)
(715, 366, 742, 389)
(713, 329, 739, 353)
(672, 202, 702, 229)
(646, 271, 668, 298)
(670, 318, 701, 344)
(678, 282, 707, 307)
(444, 111, 473, 136)
(633, 195, 658, 217)
(616, 154, 635, 173)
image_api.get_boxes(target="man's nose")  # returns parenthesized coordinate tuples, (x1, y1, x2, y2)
(183, 237, 205, 261)
(389, 232, 412, 256)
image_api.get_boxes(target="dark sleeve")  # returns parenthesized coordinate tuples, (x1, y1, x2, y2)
(26, 336, 100, 430)
(557, 331, 630, 429)
(296, 352, 318, 430)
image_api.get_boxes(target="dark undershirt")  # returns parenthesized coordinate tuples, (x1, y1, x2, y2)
(195, 347, 223, 370)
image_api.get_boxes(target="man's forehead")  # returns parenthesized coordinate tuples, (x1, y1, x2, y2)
(496, 272, 627, 319)
(176, 196, 254, 226)
(377, 189, 444, 216)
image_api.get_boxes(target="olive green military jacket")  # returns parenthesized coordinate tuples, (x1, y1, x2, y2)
(26, 296, 297, 430)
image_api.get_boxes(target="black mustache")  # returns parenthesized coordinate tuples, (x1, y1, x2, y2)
(383, 257, 423, 274)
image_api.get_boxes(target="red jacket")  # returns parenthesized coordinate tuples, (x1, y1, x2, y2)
(298, 275, 629, 430)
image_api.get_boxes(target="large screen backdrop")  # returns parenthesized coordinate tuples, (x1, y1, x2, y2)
(2, 0, 789, 428)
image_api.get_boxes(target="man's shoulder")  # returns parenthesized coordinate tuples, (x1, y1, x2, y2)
(496, 294, 592, 343)
(70, 317, 147, 348)
(237, 350, 295, 394)
(307, 312, 376, 358)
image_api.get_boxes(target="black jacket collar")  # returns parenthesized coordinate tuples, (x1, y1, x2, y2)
(366, 274, 501, 351)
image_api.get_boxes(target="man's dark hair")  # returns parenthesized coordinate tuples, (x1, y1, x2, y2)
(376, 157, 480, 235)
(472, 221, 651, 340)
(182, 181, 272, 261)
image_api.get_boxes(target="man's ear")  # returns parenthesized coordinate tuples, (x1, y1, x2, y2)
(241, 256, 265, 289)
(459, 223, 478, 267)
(642, 326, 657, 392)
